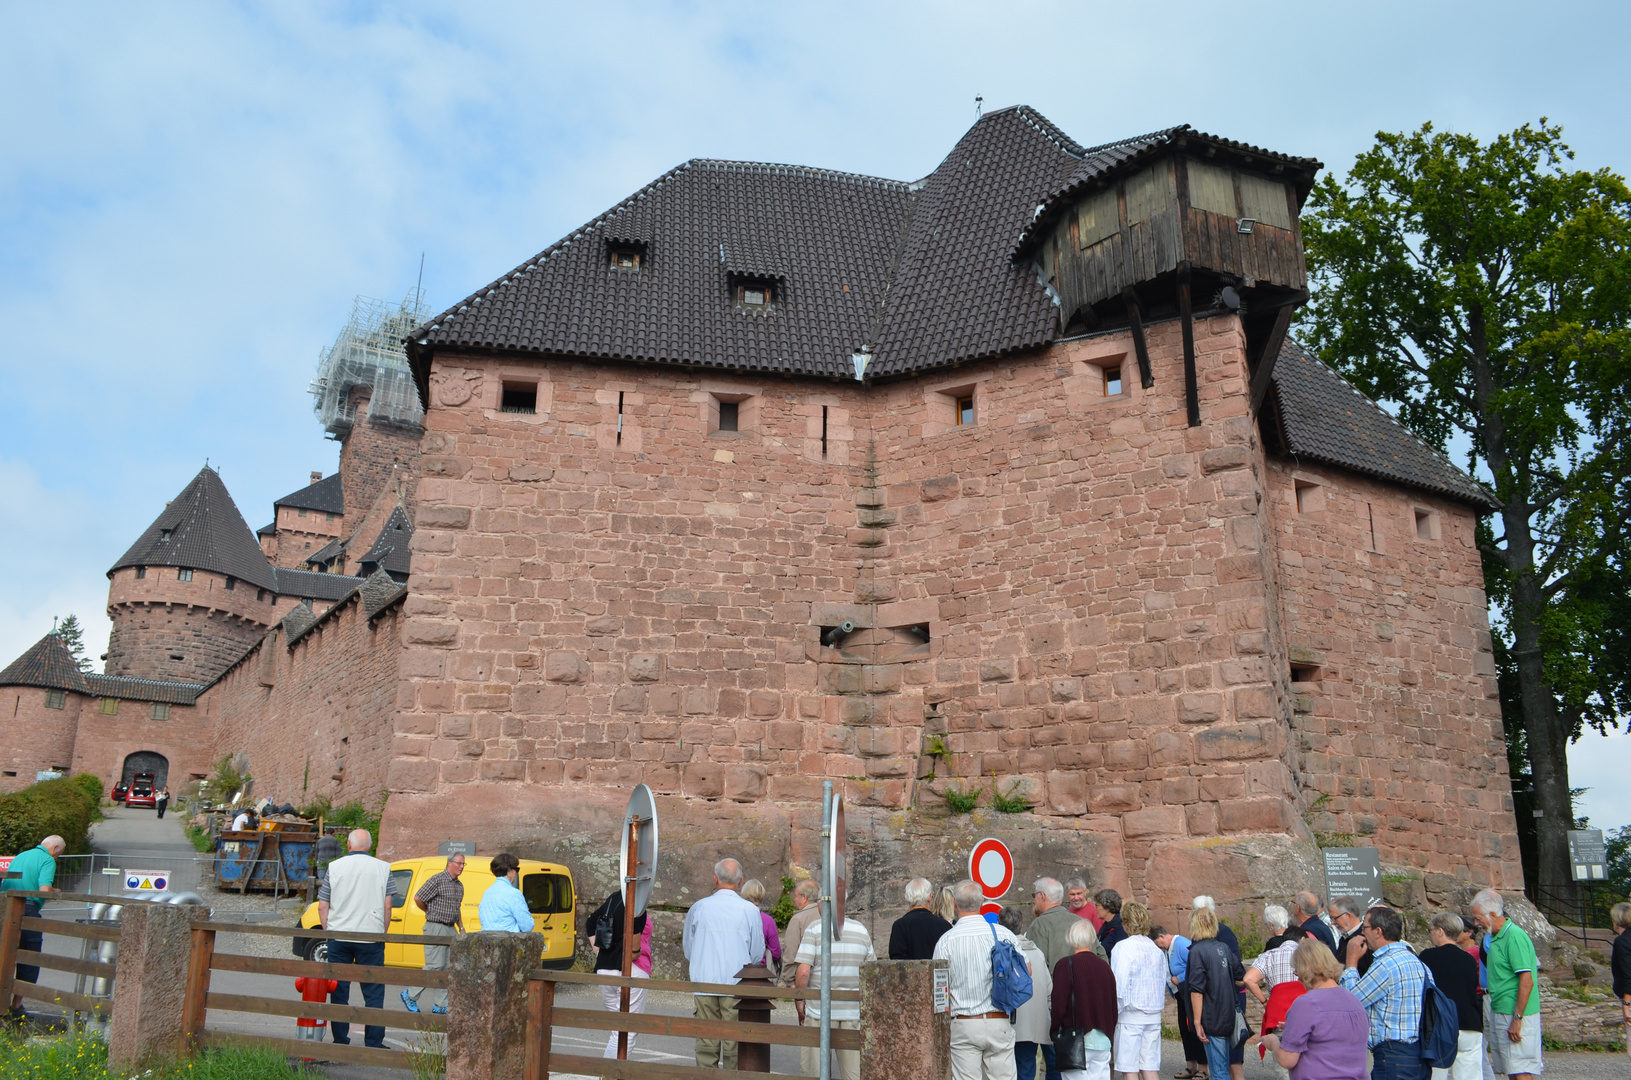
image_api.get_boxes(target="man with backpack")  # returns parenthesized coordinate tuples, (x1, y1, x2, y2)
(1338, 906, 1431, 1080)
(934, 879, 1033, 1080)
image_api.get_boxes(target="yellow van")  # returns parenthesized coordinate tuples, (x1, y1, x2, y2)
(292, 855, 576, 969)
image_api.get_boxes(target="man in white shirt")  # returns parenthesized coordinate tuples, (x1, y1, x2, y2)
(934, 879, 1025, 1080)
(794, 911, 877, 1079)
(681, 858, 765, 1069)
(317, 828, 397, 1047)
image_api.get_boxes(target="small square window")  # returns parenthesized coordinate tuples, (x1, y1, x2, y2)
(956, 396, 975, 426)
(501, 382, 538, 414)
(160, 529, 172, 542)
(1290, 664, 1321, 683)
(1414, 508, 1439, 540)
(150, 702, 170, 721)
(298, 507, 307, 517)
(225, 576, 236, 591)
(609, 248, 641, 270)
(736, 282, 774, 309)
(1104, 367, 1123, 397)
(1294, 480, 1325, 515)
(135, 567, 146, 580)
(326, 512, 336, 522)
(99, 698, 118, 715)
(177, 568, 194, 582)
(44, 689, 66, 710)
(719, 401, 740, 431)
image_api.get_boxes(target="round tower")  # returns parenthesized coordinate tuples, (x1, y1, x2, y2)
(105, 467, 280, 684)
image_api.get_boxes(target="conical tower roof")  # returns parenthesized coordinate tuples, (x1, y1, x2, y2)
(0, 633, 91, 693)
(108, 467, 278, 591)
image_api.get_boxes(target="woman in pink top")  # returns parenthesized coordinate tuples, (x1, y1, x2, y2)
(740, 879, 784, 975)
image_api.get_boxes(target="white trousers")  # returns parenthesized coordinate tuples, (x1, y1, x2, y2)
(1431, 1030, 1483, 1080)
(950, 1016, 1017, 1080)
(596, 967, 648, 1058)
(1062, 1045, 1113, 1080)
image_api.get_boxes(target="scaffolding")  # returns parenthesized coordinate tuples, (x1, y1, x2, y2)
(310, 292, 428, 437)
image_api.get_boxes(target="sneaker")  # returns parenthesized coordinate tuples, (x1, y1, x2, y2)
(400, 990, 420, 1014)
(431, 1004, 448, 1015)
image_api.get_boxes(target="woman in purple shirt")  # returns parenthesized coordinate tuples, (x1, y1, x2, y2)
(1260, 939, 1368, 1080)
(740, 879, 783, 975)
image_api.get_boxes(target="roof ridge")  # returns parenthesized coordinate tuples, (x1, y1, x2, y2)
(693, 159, 910, 188)
(1012, 105, 1086, 157)
(1074, 125, 1186, 158)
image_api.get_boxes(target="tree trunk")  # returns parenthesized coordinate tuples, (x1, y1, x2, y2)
(1506, 524, 1572, 894)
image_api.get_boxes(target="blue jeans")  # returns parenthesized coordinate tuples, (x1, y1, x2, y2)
(1015, 1040, 1061, 1080)
(328, 939, 386, 1047)
(1371, 1039, 1428, 1080)
(1203, 1032, 1231, 1080)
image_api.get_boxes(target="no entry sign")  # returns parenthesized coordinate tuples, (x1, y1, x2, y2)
(969, 838, 1014, 899)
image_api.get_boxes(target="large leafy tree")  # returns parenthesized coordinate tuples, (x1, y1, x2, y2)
(1299, 121, 1631, 893)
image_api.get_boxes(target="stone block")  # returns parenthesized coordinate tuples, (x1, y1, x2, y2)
(1123, 806, 1186, 839)
(747, 690, 783, 718)
(979, 658, 1016, 682)
(108, 902, 199, 1071)
(1089, 784, 1142, 813)
(726, 765, 768, 802)
(1200, 446, 1251, 473)
(1217, 798, 1296, 834)
(446, 932, 541, 1079)
(405, 621, 460, 646)
(683, 763, 723, 798)
(1195, 723, 1276, 762)
(545, 651, 587, 683)
(1179, 693, 1222, 724)
(1046, 770, 1088, 816)
(626, 653, 664, 682)
(860, 960, 951, 1080)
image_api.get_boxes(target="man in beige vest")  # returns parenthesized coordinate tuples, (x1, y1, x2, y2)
(317, 828, 397, 1047)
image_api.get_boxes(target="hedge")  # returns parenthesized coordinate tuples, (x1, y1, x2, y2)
(0, 773, 103, 858)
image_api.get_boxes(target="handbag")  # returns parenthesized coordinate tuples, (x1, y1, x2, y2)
(1050, 955, 1089, 1071)
(593, 898, 616, 951)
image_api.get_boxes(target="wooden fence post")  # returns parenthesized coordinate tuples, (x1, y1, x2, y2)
(0, 893, 24, 1008)
(859, 958, 950, 1080)
(523, 976, 554, 1080)
(178, 924, 216, 1057)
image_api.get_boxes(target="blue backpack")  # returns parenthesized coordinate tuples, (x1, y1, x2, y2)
(1416, 964, 1459, 1070)
(988, 921, 1034, 1017)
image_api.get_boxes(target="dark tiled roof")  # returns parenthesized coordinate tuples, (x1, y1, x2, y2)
(0, 634, 91, 693)
(256, 522, 275, 537)
(280, 600, 319, 642)
(273, 566, 364, 602)
(1012, 126, 1322, 254)
(109, 468, 278, 592)
(358, 506, 412, 578)
(305, 537, 347, 567)
(360, 568, 409, 618)
(274, 473, 344, 515)
(1272, 339, 1495, 508)
(84, 674, 203, 705)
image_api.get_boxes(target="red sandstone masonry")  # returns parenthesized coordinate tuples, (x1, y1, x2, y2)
(1, 688, 83, 793)
(105, 567, 276, 683)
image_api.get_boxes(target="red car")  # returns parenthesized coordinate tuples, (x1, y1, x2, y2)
(125, 772, 157, 809)
(111, 781, 129, 803)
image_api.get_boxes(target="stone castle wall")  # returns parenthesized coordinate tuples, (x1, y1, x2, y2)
(67, 699, 211, 796)
(1, 687, 84, 793)
(196, 589, 405, 810)
(376, 311, 1517, 929)
(340, 388, 422, 529)
(105, 567, 275, 683)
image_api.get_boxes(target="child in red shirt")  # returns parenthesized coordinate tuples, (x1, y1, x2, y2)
(294, 976, 338, 1053)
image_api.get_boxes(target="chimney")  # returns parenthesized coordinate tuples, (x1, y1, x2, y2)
(311, 471, 323, 483)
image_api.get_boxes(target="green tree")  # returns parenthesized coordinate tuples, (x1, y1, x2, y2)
(54, 614, 93, 673)
(1300, 120, 1631, 893)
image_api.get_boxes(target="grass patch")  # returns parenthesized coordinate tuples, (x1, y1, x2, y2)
(991, 780, 1030, 814)
(942, 783, 981, 814)
(0, 1029, 319, 1078)
(185, 823, 215, 853)
(1542, 1035, 1621, 1052)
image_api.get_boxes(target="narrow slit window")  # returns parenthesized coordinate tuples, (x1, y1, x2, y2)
(719, 401, 740, 432)
(616, 391, 625, 446)
(956, 396, 974, 426)
(821, 405, 829, 458)
(1104, 367, 1123, 397)
(1290, 664, 1321, 683)
(501, 383, 538, 414)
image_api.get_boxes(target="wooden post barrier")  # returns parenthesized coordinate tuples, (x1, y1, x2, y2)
(0, 893, 24, 1009)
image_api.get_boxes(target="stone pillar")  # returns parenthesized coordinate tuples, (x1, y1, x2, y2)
(445, 931, 542, 1080)
(107, 903, 198, 1071)
(860, 958, 950, 1080)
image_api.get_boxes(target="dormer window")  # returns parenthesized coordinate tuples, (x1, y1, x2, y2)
(734, 280, 776, 311)
(159, 529, 172, 543)
(609, 247, 641, 271)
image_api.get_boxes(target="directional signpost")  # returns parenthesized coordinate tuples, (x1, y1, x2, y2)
(615, 785, 659, 1060)
(1322, 847, 1381, 910)
(1568, 829, 1607, 883)
(970, 837, 1014, 923)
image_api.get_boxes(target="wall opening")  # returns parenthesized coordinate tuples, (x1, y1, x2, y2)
(121, 750, 169, 787)
(501, 382, 538, 414)
(1290, 663, 1321, 683)
(821, 405, 829, 458)
(1294, 480, 1325, 515)
(1414, 508, 1439, 541)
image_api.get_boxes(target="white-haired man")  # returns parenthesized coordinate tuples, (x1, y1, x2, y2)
(4, 834, 65, 1020)
(1028, 877, 1087, 973)
(1471, 889, 1541, 1080)
(682, 857, 764, 1069)
(318, 828, 399, 1048)
(935, 879, 1027, 1080)
(890, 877, 951, 960)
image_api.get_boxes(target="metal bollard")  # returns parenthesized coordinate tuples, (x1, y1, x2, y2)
(732, 963, 776, 1072)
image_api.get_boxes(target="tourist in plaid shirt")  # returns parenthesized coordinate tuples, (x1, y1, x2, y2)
(1339, 906, 1427, 1080)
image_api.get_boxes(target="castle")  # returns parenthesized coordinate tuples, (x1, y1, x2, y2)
(1, 108, 1523, 919)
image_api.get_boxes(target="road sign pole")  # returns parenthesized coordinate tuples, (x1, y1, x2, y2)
(617, 814, 639, 1060)
(819, 781, 832, 1080)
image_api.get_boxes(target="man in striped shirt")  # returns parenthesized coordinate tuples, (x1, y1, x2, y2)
(1339, 906, 1427, 1080)
(793, 911, 877, 1079)
(934, 879, 1026, 1080)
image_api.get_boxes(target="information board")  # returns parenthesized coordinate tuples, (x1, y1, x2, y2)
(1568, 829, 1607, 882)
(1322, 847, 1381, 910)
(124, 870, 169, 892)
(933, 967, 950, 1014)
(439, 840, 477, 857)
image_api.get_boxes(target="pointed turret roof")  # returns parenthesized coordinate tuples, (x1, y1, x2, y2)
(274, 472, 345, 515)
(109, 468, 278, 591)
(0, 634, 91, 693)
(357, 505, 413, 579)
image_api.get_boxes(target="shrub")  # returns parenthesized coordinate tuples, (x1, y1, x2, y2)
(991, 779, 1030, 814)
(0, 774, 103, 857)
(770, 874, 798, 929)
(942, 783, 981, 814)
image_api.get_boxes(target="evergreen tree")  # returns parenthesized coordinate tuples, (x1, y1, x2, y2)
(54, 614, 93, 673)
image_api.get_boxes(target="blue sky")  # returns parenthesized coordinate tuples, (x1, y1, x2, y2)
(3, 2, 1628, 826)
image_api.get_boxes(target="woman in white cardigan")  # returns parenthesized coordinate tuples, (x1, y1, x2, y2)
(1109, 901, 1167, 1080)
(998, 906, 1054, 1080)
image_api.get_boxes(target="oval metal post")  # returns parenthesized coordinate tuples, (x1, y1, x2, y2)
(819, 781, 833, 1080)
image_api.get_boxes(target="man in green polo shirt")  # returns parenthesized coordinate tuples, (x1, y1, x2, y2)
(3, 835, 65, 1020)
(1471, 888, 1541, 1080)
